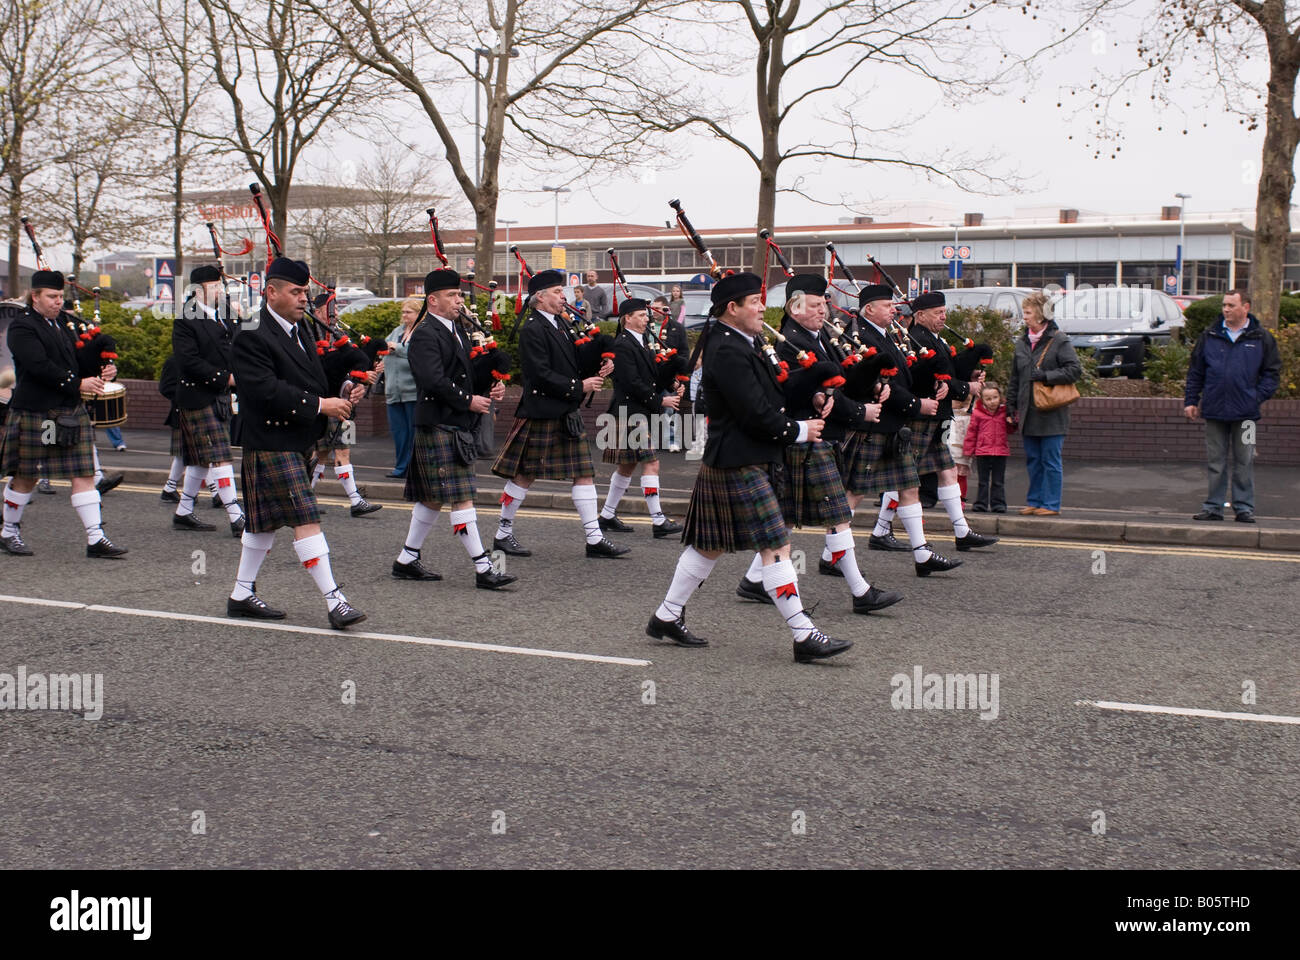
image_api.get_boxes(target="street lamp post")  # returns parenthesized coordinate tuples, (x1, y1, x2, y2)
(950, 223, 961, 289)
(1174, 192, 1190, 296)
(497, 218, 518, 294)
(473, 44, 520, 184)
(541, 186, 570, 244)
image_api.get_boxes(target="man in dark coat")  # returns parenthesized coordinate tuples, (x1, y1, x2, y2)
(1184, 288, 1282, 523)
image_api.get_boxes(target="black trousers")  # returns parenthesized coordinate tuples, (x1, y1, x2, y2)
(973, 455, 1007, 510)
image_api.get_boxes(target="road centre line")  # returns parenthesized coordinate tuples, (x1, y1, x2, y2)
(1077, 699, 1300, 726)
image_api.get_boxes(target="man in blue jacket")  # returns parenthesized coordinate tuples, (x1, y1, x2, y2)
(1184, 289, 1282, 523)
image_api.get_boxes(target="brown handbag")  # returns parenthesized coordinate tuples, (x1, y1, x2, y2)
(1031, 337, 1080, 412)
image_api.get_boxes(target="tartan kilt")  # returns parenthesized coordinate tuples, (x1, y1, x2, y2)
(177, 404, 233, 465)
(839, 429, 919, 499)
(241, 449, 320, 533)
(491, 417, 595, 481)
(405, 427, 476, 505)
(779, 441, 852, 528)
(601, 444, 658, 465)
(908, 417, 955, 476)
(316, 418, 351, 455)
(0, 406, 95, 479)
(682, 464, 788, 553)
(169, 426, 183, 458)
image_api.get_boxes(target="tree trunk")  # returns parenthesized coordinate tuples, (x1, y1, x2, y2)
(754, 150, 779, 277)
(173, 132, 185, 293)
(7, 125, 23, 293)
(751, 21, 784, 278)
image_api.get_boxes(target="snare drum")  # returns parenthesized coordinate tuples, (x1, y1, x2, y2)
(89, 382, 128, 427)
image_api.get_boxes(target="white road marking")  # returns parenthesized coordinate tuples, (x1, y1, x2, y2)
(1077, 699, 1300, 726)
(0, 594, 651, 667)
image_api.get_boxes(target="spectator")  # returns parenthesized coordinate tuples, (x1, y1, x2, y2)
(651, 294, 687, 451)
(963, 382, 1012, 513)
(573, 287, 587, 321)
(582, 270, 609, 321)
(104, 425, 126, 451)
(1184, 288, 1282, 523)
(382, 297, 422, 478)
(1006, 291, 1081, 516)
(667, 284, 686, 323)
(947, 391, 973, 503)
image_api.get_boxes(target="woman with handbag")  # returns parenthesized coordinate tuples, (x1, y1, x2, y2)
(1006, 291, 1081, 516)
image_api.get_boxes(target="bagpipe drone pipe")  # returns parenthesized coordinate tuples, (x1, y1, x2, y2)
(839, 346, 899, 404)
(780, 358, 846, 418)
(952, 340, 995, 382)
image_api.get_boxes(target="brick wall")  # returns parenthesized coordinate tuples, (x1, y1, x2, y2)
(121, 380, 390, 437)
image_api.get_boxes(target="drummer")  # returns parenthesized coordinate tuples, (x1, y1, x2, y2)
(73, 322, 125, 495)
(0, 270, 127, 557)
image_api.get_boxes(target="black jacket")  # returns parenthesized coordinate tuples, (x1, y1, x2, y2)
(6, 306, 82, 411)
(410, 313, 478, 430)
(658, 316, 688, 355)
(173, 302, 236, 410)
(846, 316, 920, 433)
(908, 323, 970, 421)
(608, 328, 661, 421)
(776, 317, 869, 440)
(516, 310, 584, 420)
(230, 305, 328, 452)
(700, 322, 801, 468)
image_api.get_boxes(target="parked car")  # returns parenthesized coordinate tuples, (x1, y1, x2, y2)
(338, 296, 399, 315)
(1050, 287, 1185, 377)
(939, 286, 1039, 321)
(563, 282, 663, 320)
(335, 286, 375, 299)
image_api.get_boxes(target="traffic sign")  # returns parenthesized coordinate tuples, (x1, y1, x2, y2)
(1163, 274, 1178, 295)
(922, 277, 932, 293)
(957, 245, 971, 260)
(907, 277, 920, 298)
(569, 273, 581, 287)
(152, 258, 176, 300)
(949, 260, 963, 280)
(248, 272, 262, 295)
(942, 245, 956, 260)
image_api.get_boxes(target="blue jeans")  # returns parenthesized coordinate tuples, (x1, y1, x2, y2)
(104, 426, 124, 448)
(1022, 434, 1065, 511)
(1202, 419, 1255, 515)
(386, 401, 416, 475)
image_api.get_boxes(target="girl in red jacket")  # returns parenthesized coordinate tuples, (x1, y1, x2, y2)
(963, 382, 1013, 513)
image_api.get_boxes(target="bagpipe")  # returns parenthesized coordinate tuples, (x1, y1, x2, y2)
(607, 247, 689, 392)
(825, 241, 924, 366)
(426, 208, 511, 395)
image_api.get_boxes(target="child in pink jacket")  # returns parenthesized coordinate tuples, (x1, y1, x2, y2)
(963, 382, 1012, 512)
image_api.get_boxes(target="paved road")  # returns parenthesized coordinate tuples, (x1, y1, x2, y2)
(1, 484, 1297, 868)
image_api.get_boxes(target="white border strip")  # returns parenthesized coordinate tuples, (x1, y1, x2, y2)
(1077, 699, 1300, 726)
(0, 595, 651, 667)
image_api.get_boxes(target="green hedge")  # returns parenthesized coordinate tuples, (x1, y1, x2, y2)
(1182, 294, 1300, 344)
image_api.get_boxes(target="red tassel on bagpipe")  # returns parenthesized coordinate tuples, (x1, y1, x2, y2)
(949, 345, 958, 357)
(100, 351, 118, 360)
(491, 370, 511, 382)
(776, 360, 790, 384)
(822, 375, 846, 389)
(349, 370, 371, 382)
(798, 352, 816, 369)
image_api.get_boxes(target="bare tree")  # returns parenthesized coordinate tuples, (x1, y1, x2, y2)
(294, 204, 349, 286)
(1062, 0, 1300, 328)
(195, 0, 386, 246)
(0, 0, 109, 290)
(297, 0, 700, 279)
(342, 153, 444, 295)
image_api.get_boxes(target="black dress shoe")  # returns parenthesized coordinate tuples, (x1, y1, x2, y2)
(328, 600, 367, 629)
(735, 577, 773, 604)
(230, 517, 246, 538)
(915, 546, 962, 577)
(971, 504, 988, 513)
(651, 518, 682, 538)
(86, 537, 128, 559)
(226, 594, 286, 619)
(955, 530, 999, 551)
(391, 555, 442, 581)
(211, 494, 223, 509)
(173, 513, 216, 531)
(1192, 510, 1224, 521)
(793, 630, 853, 663)
(852, 585, 904, 613)
(95, 473, 124, 495)
(586, 537, 630, 558)
(350, 499, 382, 517)
(385, 471, 405, 479)
(494, 533, 531, 556)
(0, 532, 33, 556)
(1235, 511, 1256, 523)
(868, 532, 911, 552)
(646, 612, 708, 646)
(37, 478, 55, 494)
(598, 513, 633, 533)
(818, 557, 844, 577)
(160, 489, 180, 503)
(476, 568, 518, 590)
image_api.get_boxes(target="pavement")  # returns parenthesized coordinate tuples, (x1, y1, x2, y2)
(0, 477, 1297, 869)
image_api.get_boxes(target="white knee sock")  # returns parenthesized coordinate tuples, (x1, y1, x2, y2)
(311, 461, 326, 488)
(656, 546, 717, 621)
(744, 552, 764, 584)
(571, 483, 602, 544)
(826, 528, 869, 597)
(398, 503, 439, 564)
(210, 463, 243, 521)
(896, 502, 932, 562)
(872, 491, 899, 537)
(70, 489, 104, 545)
(642, 476, 666, 525)
(293, 532, 345, 610)
(177, 465, 206, 516)
(450, 507, 491, 572)
(937, 483, 969, 537)
(335, 464, 362, 505)
(762, 557, 814, 642)
(823, 506, 855, 562)
(231, 531, 274, 600)
(496, 480, 527, 539)
(164, 458, 183, 492)
(601, 472, 632, 519)
(2, 484, 32, 538)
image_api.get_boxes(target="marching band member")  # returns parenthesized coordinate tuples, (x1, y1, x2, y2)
(597, 298, 683, 538)
(738, 274, 904, 614)
(391, 268, 516, 589)
(0, 270, 127, 558)
(646, 272, 850, 663)
(170, 264, 246, 537)
(489, 268, 627, 559)
(225, 257, 366, 628)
